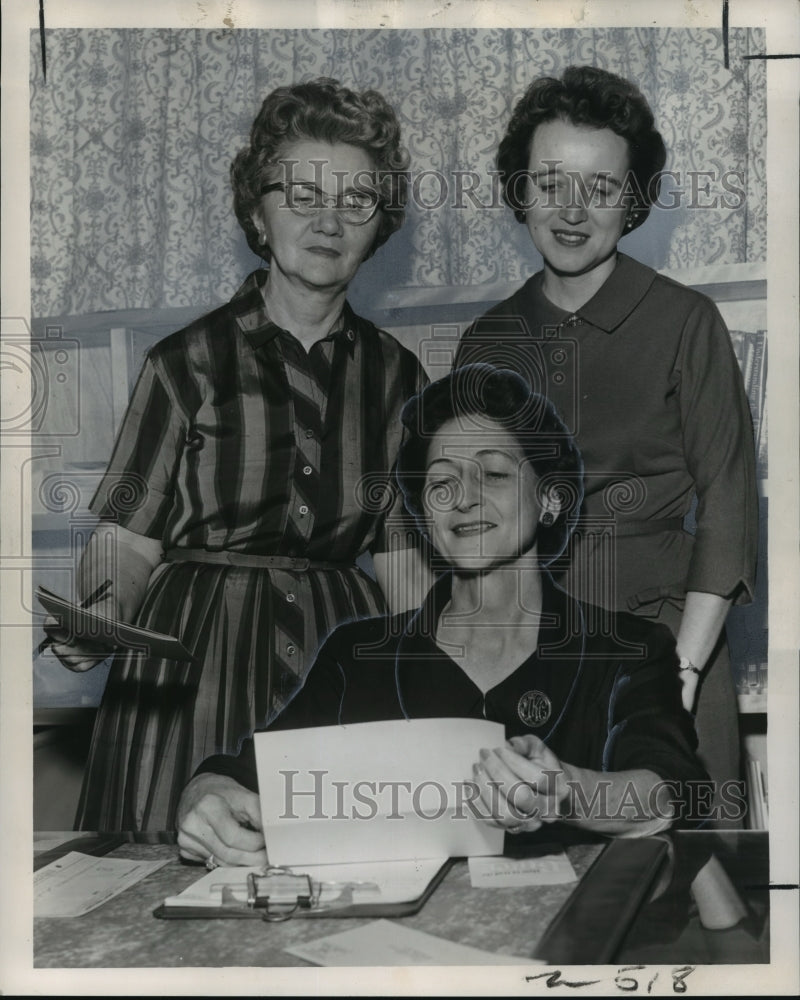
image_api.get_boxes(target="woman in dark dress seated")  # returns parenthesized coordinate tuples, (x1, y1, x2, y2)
(176, 365, 717, 868)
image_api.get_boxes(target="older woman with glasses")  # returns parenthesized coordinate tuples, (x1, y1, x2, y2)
(47, 78, 430, 832)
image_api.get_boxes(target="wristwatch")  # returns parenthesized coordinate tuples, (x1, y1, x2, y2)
(678, 656, 701, 676)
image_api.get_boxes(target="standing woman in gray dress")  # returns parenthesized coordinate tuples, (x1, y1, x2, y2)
(456, 66, 758, 820)
(46, 78, 430, 831)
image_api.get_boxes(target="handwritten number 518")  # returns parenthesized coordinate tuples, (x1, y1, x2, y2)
(615, 966, 695, 993)
(525, 966, 695, 993)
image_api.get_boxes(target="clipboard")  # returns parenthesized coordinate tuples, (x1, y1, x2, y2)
(153, 858, 454, 921)
(36, 585, 195, 662)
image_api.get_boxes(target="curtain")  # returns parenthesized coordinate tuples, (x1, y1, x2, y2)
(29, 27, 766, 318)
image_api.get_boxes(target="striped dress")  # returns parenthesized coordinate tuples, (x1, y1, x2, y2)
(75, 269, 427, 831)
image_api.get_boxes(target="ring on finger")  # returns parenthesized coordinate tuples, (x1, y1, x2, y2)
(205, 854, 219, 871)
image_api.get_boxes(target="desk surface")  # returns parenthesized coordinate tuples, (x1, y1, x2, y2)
(33, 831, 769, 969)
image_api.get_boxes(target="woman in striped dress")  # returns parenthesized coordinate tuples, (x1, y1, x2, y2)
(47, 79, 430, 831)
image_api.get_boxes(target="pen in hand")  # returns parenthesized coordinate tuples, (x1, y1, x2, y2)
(36, 578, 114, 657)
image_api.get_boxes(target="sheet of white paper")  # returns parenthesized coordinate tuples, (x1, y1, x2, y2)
(34, 851, 169, 917)
(468, 848, 578, 888)
(162, 858, 449, 909)
(255, 718, 506, 866)
(283, 918, 539, 966)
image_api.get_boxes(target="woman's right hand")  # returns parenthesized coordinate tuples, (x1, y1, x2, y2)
(176, 773, 267, 868)
(44, 593, 119, 672)
(45, 523, 165, 672)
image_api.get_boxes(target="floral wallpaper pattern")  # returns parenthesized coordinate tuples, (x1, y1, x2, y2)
(29, 27, 766, 318)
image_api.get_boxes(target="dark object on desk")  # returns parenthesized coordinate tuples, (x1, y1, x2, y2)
(533, 836, 670, 964)
(33, 832, 175, 871)
(34, 834, 130, 871)
(616, 831, 770, 964)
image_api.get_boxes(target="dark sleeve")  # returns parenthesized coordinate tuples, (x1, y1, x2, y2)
(675, 298, 758, 604)
(602, 619, 709, 792)
(193, 634, 351, 791)
(88, 352, 185, 538)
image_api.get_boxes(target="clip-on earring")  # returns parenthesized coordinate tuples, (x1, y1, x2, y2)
(257, 232, 270, 269)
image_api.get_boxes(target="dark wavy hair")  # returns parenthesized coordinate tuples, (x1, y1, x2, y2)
(497, 65, 667, 230)
(231, 77, 410, 260)
(396, 365, 584, 567)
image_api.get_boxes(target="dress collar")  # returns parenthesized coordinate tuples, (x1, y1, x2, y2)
(398, 570, 585, 663)
(394, 570, 587, 725)
(232, 269, 357, 356)
(526, 253, 657, 334)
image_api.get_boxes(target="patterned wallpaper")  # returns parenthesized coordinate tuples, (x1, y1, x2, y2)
(29, 27, 766, 318)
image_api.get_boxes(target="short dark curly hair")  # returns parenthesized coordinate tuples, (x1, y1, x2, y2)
(231, 77, 410, 260)
(498, 65, 667, 230)
(396, 364, 584, 567)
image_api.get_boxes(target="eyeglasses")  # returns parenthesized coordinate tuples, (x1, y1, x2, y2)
(261, 182, 383, 225)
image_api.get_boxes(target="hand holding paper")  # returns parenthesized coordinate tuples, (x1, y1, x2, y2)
(38, 580, 117, 670)
(474, 734, 568, 834)
(176, 773, 267, 868)
(36, 585, 194, 666)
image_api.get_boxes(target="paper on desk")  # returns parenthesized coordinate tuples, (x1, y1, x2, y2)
(468, 845, 577, 888)
(34, 851, 169, 917)
(162, 858, 448, 908)
(256, 717, 505, 866)
(284, 918, 538, 966)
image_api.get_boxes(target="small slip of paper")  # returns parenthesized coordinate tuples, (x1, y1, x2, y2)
(34, 851, 170, 917)
(283, 918, 538, 966)
(468, 846, 578, 888)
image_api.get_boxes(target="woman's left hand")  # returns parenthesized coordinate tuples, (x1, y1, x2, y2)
(473, 734, 569, 834)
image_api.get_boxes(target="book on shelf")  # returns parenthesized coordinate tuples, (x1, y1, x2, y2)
(734, 659, 768, 702)
(745, 755, 769, 831)
(728, 328, 767, 479)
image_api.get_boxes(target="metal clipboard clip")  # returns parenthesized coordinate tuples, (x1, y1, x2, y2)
(214, 865, 381, 922)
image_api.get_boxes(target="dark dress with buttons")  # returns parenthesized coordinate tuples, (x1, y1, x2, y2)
(76, 269, 427, 831)
(198, 572, 710, 823)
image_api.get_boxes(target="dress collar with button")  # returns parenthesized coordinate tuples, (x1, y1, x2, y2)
(527, 253, 658, 335)
(232, 269, 358, 356)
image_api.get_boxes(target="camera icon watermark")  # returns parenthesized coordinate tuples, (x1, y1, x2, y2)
(1, 317, 81, 437)
(418, 321, 580, 436)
